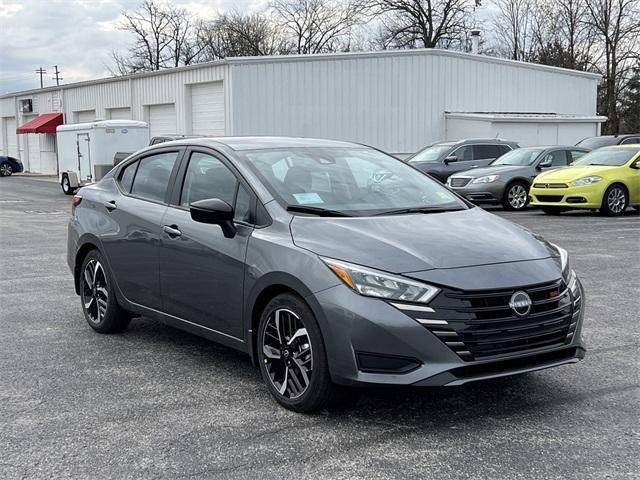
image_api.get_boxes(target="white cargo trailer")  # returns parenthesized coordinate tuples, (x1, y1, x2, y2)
(56, 120, 148, 194)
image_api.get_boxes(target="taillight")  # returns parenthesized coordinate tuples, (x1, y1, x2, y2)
(71, 194, 82, 215)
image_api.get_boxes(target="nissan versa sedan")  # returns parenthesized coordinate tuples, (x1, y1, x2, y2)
(68, 137, 586, 412)
(530, 145, 640, 216)
(447, 146, 590, 210)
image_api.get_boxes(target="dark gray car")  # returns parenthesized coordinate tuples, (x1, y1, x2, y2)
(447, 146, 591, 210)
(576, 134, 640, 149)
(67, 137, 585, 412)
(406, 138, 519, 182)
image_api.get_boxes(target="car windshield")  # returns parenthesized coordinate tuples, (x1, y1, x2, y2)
(491, 148, 544, 166)
(407, 144, 453, 164)
(576, 137, 616, 149)
(241, 147, 468, 216)
(572, 147, 639, 167)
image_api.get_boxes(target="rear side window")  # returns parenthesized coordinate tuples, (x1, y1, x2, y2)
(474, 144, 503, 160)
(130, 151, 179, 202)
(621, 137, 640, 145)
(118, 160, 138, 193)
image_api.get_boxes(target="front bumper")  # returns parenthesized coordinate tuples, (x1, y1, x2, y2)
(530, 183, 605, 208)
(448, 179, 505, 204)
(312, 278, 586, 387)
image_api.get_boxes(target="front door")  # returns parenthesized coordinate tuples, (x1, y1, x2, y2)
(159, 149, 254, 339)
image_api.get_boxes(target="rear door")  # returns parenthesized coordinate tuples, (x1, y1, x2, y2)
(77, 133, 92, 182)
(473, 144, 508, 167)
(158, 148, 254, 338)
(100, 148, 183, 309)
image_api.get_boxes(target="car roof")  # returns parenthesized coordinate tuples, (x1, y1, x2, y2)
(435, 138, 515, 145)
(155, 136, 361, 151)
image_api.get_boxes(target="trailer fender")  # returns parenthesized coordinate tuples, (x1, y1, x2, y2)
(65, 171, 80, 188)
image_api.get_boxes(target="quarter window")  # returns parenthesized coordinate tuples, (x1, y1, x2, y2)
(129, 151, 179, 202)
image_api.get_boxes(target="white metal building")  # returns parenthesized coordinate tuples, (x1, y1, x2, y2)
(0, 48, 605, 174)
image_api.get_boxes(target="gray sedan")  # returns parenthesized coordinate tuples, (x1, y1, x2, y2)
(447, 146, 590, 210)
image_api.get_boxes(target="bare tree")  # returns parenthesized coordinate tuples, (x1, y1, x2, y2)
(490, 0, 534, 61)
(111, 0, 200, 74)
(584, 0, 640, 133)
(197, 11, 287, 60)
(270, 0, 367, 54)
(372, 0, 473, 50)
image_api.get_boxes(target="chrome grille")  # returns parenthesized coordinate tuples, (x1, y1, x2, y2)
(449, 177, 472, 188)
(533, 183, 569, 189)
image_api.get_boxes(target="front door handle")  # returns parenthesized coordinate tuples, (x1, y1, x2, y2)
(104, 200, 117, 211)
(162, 225, 182, 238)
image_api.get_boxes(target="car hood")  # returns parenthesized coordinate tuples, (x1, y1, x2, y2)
(290, 207, 557, 274)
(453, 165, 528, 178)
(535, 165, 619, 182)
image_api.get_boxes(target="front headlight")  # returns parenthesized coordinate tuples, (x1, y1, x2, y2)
(321, 257, 440, 304)
(571, 176, 602, 186)
(472, 175, 500, 184)
(550, 243, 575, 282)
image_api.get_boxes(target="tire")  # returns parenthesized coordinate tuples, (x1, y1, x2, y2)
(0, 162, 13, 177)
(541, 207, 566, 215)
(502, 181, 529, 210)
(600, 184, 628, 216)
(61, 174, 74, 195)
(257, 293, 344, 412)
(79, 249, 131, 333)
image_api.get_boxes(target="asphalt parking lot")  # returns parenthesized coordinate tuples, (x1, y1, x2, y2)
(1, 176, 638, 480)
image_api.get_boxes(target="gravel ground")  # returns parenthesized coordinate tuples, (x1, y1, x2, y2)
(1, 176, 638, 479)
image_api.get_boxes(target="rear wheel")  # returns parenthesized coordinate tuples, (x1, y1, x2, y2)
(600, 184, 628, 216)
(257, 293, 344, 412)
(61, 174, 74, 195)
(502, 181, 529, 210)
(80, 250, 131, 333)
(0, 162, 13, 177)
(541, 206, 566, 215)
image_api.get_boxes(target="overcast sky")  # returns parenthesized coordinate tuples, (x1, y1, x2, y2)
(0, 0, 266, 94)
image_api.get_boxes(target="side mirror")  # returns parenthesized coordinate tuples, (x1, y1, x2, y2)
(444, 155, 458, 165)
(537, 158, 553, 170)
(631, 159, 640, 170)
(190, 198, 236, 238)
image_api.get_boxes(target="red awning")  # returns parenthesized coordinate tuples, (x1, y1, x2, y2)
(16, 113, 63, 134)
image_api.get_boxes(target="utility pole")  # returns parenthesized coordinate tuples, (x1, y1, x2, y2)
(35, 67, 46, 88)
(52, 65, 63, 86)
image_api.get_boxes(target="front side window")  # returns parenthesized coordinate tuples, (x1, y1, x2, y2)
(573, 147, 640, 167)
(407, 144, 454, 164)
(542, 150, 569, 167)
(181, 152, 238, 207)
(130, 151, 179, 202)
(242, 147, 468, 216)
(451, 145, 474, 161)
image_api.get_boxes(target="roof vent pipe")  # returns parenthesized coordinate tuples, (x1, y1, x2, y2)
(470, 30, 481, 54)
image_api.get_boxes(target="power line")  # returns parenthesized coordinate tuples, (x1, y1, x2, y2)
(52, 65, 63, 86)
(35, 67, 46, 88)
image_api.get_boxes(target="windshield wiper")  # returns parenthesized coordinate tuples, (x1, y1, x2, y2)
(286, 205, 352, 217)
(373, 207, 465, 216)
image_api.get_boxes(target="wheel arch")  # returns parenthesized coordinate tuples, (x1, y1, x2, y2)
(245, 272, 322, 366)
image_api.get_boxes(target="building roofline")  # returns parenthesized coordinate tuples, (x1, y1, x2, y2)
(1, 48, 601, 100)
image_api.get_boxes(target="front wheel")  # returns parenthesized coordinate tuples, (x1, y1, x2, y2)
(0, 162, 13, 177)
(502, 182, 529, 210)
(80, 250, 131, 333)
(600, 184, 628, 216)
(257, 293, 343, 412)
(61, 174, 74, 195)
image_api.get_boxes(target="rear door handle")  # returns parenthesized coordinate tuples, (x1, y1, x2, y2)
(162, 225, 182, 238)
(104, 200, 117, 211)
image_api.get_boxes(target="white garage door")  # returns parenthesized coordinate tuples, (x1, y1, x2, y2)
(148, 104, 177, 137)
(108, 107, 131, 120)
(75, 110, 96, 123)
(191, 82, 224, 136)
(6, 117, 18, 157)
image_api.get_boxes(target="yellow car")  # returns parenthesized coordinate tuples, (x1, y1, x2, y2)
(530, 145, 640, 216)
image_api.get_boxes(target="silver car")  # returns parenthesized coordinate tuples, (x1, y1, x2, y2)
(447, 146, 590, 210)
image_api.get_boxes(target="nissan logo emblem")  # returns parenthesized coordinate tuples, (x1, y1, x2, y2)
(509, 291, 532, 317)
